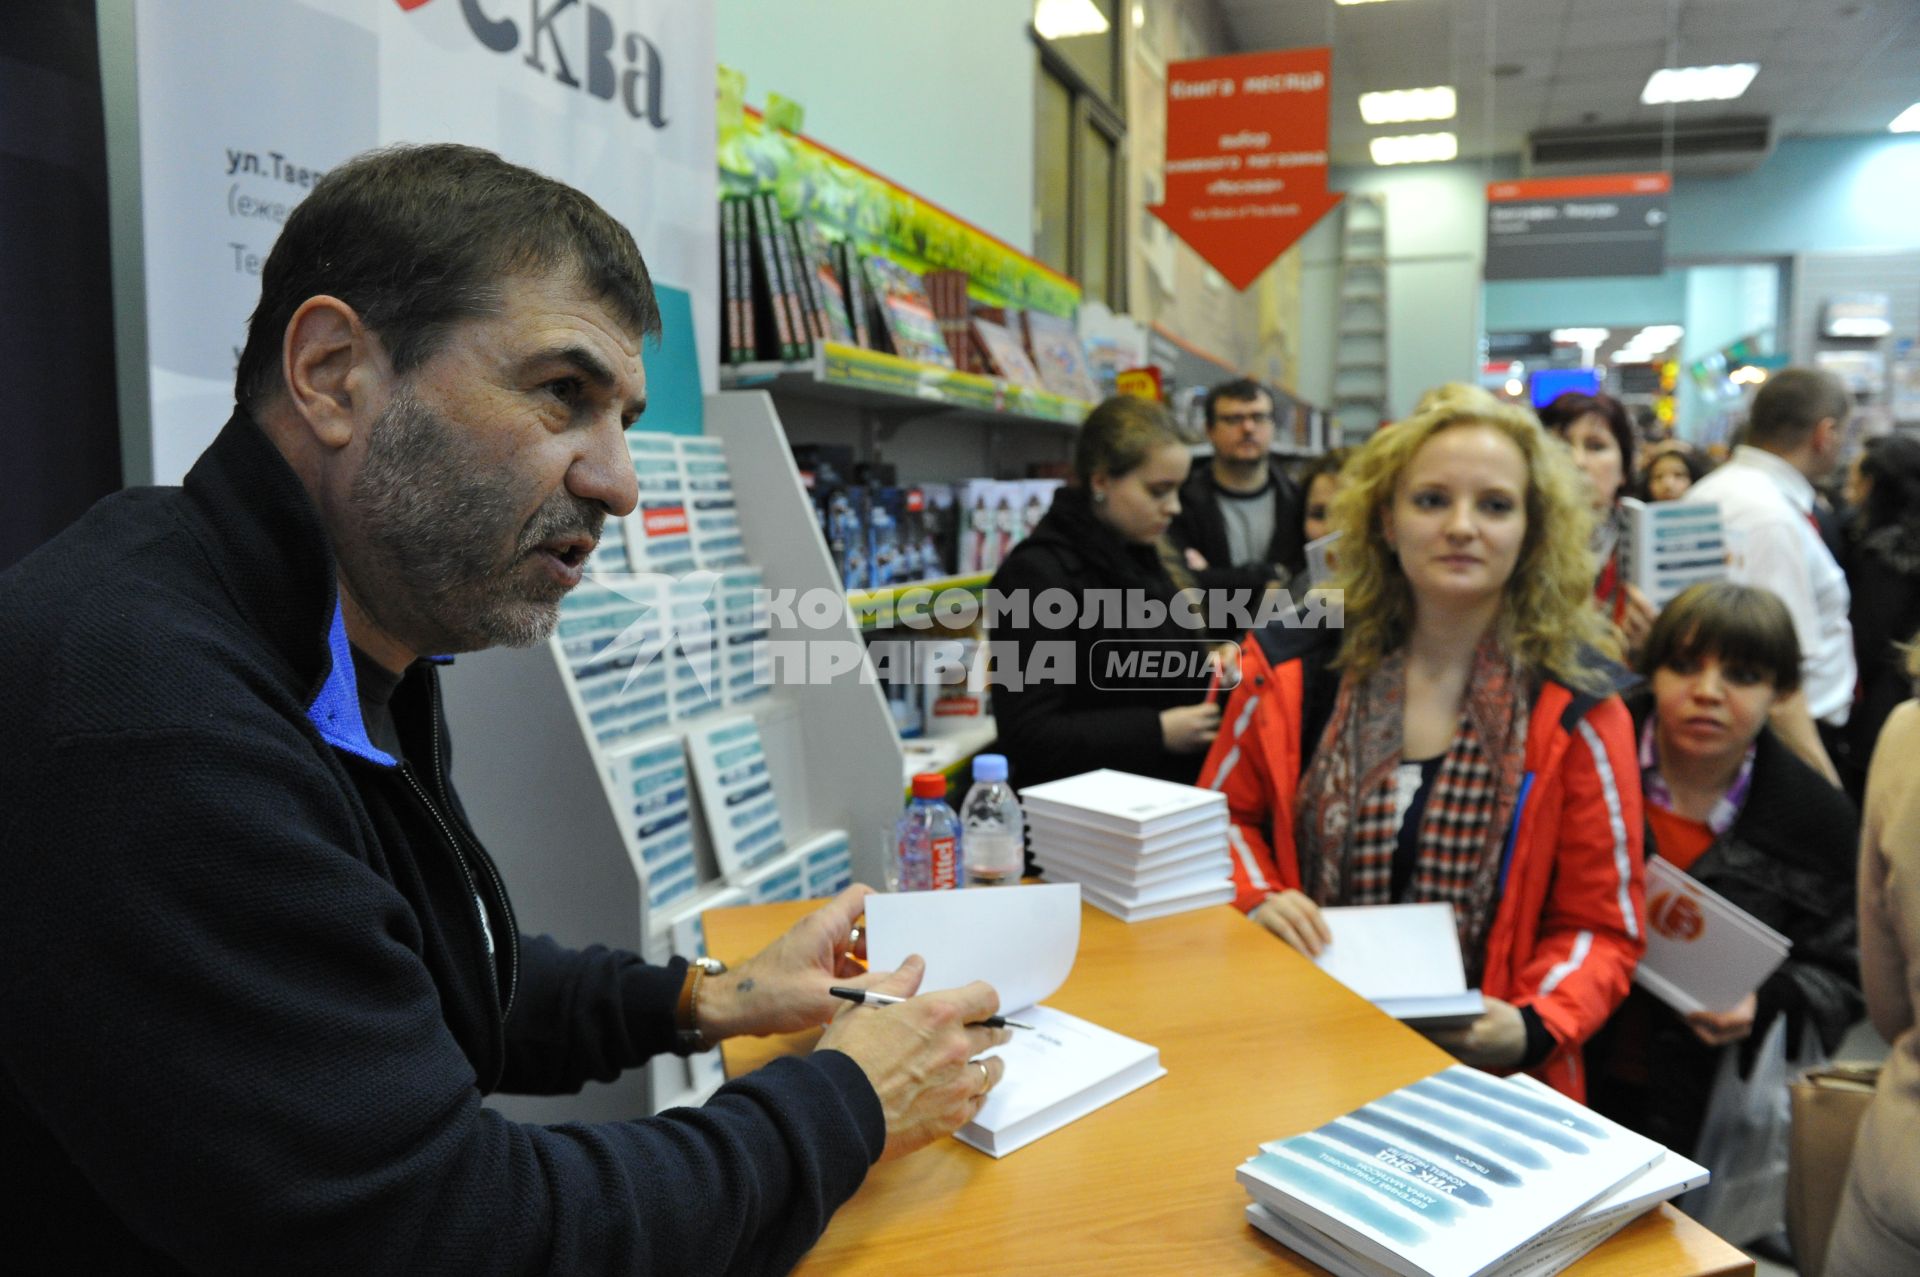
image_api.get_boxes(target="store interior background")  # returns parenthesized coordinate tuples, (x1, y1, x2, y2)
(721, 0, 1920, 446)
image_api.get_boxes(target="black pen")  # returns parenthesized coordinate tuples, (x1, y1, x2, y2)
(829, 986, 1032, 1030)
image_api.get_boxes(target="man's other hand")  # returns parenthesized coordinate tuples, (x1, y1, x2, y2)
(695, 884, 883, 1041)
(815, 956, 1011, 1161)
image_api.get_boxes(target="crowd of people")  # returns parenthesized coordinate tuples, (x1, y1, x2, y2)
(4, 141, 1913, 1272)
(988, 371, 1920, 1274)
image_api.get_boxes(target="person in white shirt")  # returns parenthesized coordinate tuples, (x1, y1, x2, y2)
(1686, 368, 1854, 786)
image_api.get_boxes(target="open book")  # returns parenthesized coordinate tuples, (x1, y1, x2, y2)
(865, 884, 1164, 1157)
(1315, 904, 1486, 1029)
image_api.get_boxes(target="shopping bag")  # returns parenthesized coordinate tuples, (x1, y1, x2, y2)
(1786, 1062, 1881, 1277)
(1677, 1015, 1820, 1246)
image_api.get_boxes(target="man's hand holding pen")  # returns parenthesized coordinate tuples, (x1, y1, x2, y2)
(817, 955, 1012, 1161)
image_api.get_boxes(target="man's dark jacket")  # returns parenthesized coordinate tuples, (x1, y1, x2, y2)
(0, 414, 882, 1274)
(1168, 459, 1304, 595)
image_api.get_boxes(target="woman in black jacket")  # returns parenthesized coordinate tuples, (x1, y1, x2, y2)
(1586, 583, 1862, 1160)
(987, 396, 1222, 791)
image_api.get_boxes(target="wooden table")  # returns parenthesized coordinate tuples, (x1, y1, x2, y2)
(706, 899, 1753, 1277)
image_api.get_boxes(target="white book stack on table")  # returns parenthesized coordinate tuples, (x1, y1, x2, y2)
(1019, 769, 1234, 922)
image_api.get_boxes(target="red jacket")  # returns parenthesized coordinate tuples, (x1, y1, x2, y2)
(1199, 624, 1647, 1099)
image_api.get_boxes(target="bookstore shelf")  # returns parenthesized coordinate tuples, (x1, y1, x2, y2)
(846, 572, 992, 631)
(721, 341, 1093, 428)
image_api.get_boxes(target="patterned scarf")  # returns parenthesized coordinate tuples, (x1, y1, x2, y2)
(1294, 634, 1532, 981)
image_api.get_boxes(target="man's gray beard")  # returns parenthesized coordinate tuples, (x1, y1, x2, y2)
(351, 387, 604, 652)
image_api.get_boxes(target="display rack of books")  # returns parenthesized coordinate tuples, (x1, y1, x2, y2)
(712, 108, 1116, 802)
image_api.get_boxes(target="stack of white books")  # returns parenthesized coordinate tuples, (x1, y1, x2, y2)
(1020, 769, 1234, 922)
(1236, 1065, 1709, 1277)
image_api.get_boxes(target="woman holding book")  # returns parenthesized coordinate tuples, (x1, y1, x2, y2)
(1198, 386, 1646, 1099)
(988, 395, 1223, 792)
(1585, 583, 1861, 1161)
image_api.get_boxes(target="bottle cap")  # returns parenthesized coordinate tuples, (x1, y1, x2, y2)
(971, 753, 1009, 783)
(911, 772, 947, 799)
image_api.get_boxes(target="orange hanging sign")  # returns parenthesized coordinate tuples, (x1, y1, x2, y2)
(1148, 47, 1343, 291)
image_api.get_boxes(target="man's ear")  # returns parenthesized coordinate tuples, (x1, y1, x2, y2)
(282, 295, 383, 450)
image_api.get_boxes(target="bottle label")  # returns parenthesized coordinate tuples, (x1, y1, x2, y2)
(930, 835, 958, 889)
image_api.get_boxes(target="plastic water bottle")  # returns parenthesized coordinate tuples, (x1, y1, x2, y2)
(893, 772, 964, 891)
(960, 754, 1023, 887)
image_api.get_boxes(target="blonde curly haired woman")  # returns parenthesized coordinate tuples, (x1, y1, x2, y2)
(1198, 386, 1647, 1099)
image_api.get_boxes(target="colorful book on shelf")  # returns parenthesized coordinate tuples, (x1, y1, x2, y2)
(720, 196, 755, 365)
(922, 268, 976, 374)
(795, 218, 856, 346)
(1236, 1065, 1671, 1277)
(748, 191, 806, 361)
(860, 254, 954, 368)
(782, 217, 828, 344)
(973, 317, 1046, 389)
(835, 239, 874, 351)
(1022, 309, 1099, 403)
(763, 192, 814, 360)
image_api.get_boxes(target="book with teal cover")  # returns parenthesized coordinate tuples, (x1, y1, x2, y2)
(1235, 1065, 1667, 1277)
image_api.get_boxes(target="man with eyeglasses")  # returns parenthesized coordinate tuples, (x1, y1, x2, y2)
(1171, 377, 1305, 599)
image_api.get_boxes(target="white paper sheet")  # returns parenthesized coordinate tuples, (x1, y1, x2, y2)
(1315, 903, 1471, 1002)
(865, 882, 1081, 1013)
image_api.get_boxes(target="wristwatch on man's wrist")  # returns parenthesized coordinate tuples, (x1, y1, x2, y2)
(674, 956, 728, 1053)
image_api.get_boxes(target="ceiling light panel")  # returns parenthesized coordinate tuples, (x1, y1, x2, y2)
(1359, 86, 1457, 125)
(1033, 0, 1110, 40)
(1891, 103, 1920, 133)
(1641, 64, 1759, 105)
(1369, 132, 1458, 165)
